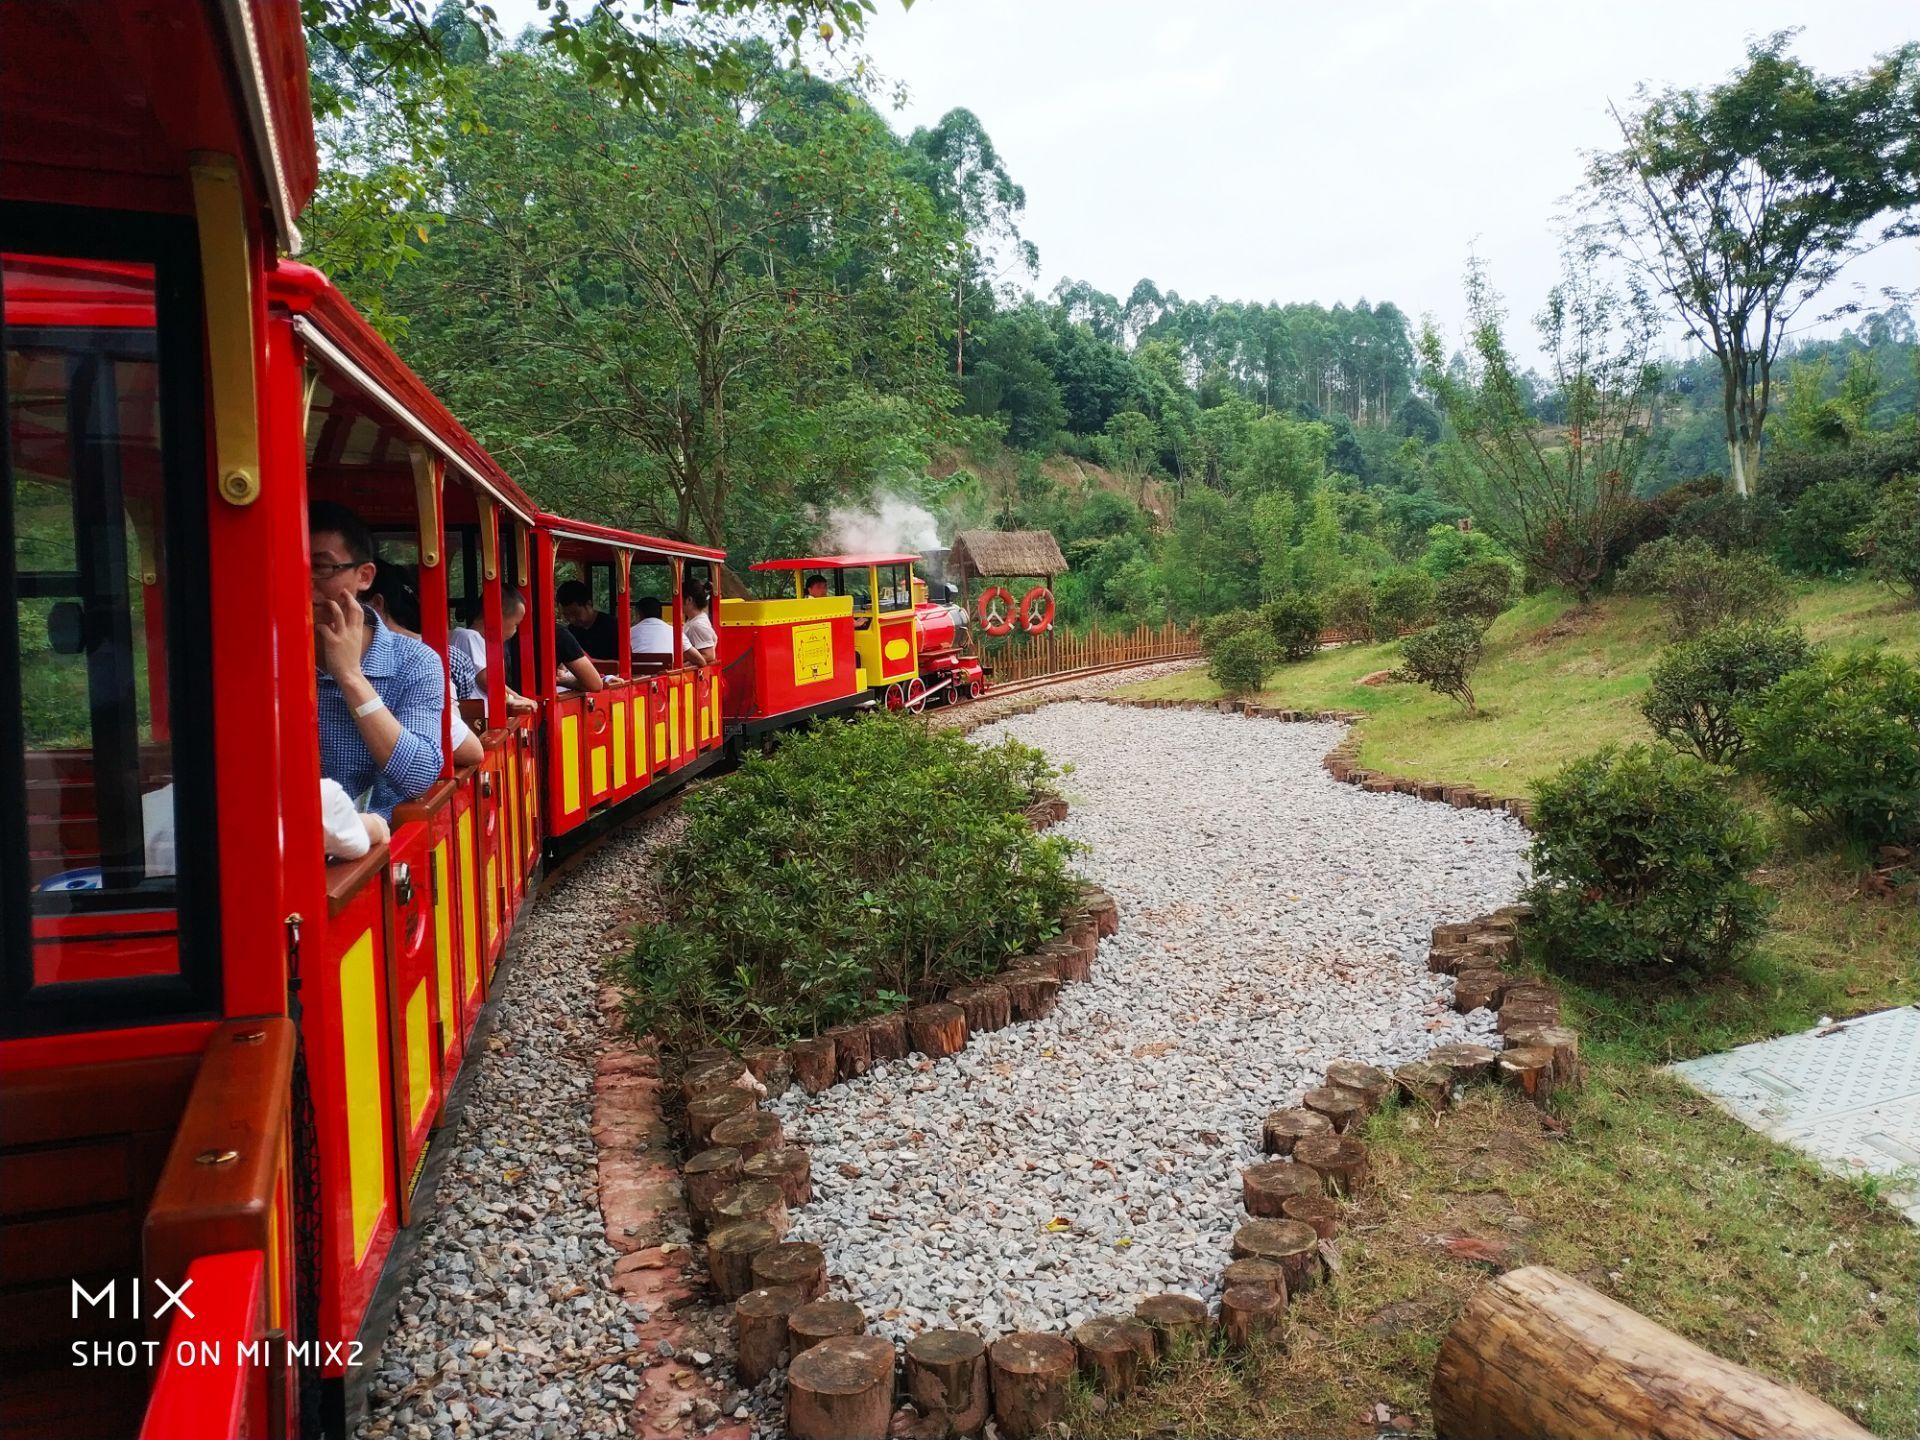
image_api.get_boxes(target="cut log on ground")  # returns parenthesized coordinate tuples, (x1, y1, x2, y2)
(1002, 971, 1048, 1021)
(1220, 1284, 1285, 1350)
(949, 983, 1011, 1035)
(709, 1108, 784, 1159)
(1452, 968, 1506, 1014)
(751, 1240, 827, 1302)
(1497, 1000, 1562, 1035)
(1497, 1044, 1556, 1106)
(682, 1146, 742, 1229)
(1132, 1293, 1209, 1359)
(735, 1285, 804, 1384)
(790, 1036, 837, 1095)
(1045, 936, 1091, 984)
(824, 1023, 873, 1081)
(1006, 952, 1059, 979)
(787, 1334, 895, 1440)
(741, 1145, 813, 1206)
(1262, 1107, 1333, 1156)
(1073, 1316, 1142, 1397)
(1430, 1265, 1875, 1440)
(1281, 1193, 1340, 1240)
(1496, 981, 1559, 1011)
(1504, 1024, 1583, 1086)
(1426, 1042, 1498, 1084)
(907, 1002, 968, 1058)
(989, 1333, 1076, 1440)
(864, 1011, 909, 1062)
(1394, 1058, 1455, 1111)
(681, 1057, 746, 1103)
(1222, 1257, 1289, 1301)
(710, 1179, 788, 1239)
(686, 1087, 755, 1149)
(1231, 1219, 1321, 1295)
(904, 1329, 989, 1439)
(1428, 945, 1477, 975)
(1324, 1060, 1393, 1110)
(1431, 921, 1480, 946)
(788, 1298, 866, 1356)
(1302, 1085, 1369, 1131)
(707, 1218, 778, 1301)
(1241, 1160, 1323, 1216)
(1292, 1134, 1368, 1197)
(743, 1046, 792, 1095)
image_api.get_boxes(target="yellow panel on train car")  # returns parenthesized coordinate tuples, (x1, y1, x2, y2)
(405, 981, 431, 1130)
(793, 622, 835, 685)
(883, 637, 910, 663)
(613, 701, 628, 789)
(432, 837, 454, 1039)
(339, 930, 388, 1263)
(456, 812, 479, 1002)
(560, 711, 581, 815)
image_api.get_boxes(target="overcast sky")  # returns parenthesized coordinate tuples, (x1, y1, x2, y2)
(853, 0, 1916, 359)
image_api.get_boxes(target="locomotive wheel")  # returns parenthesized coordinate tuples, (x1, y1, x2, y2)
(903, 677, 928, 713)
(952, 677, 975, 704)
(884, 682, 905, 711)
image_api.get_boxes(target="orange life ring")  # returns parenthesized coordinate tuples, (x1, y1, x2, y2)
(976, 585, 1016, 636)
(1018, 586, 1055, 634)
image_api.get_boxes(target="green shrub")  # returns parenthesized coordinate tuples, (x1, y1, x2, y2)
(1773, 480, 1875, 575)
(1854, 478, 1920, 605)
(1524, 745, 1771, 978)
(1617, 537, 1791, 637)
(1208, 628, 1277, 697)
(1391, 618, 1484, 712)
(614, 715, 1080, 1049)
(1669, 489, 1781, 554)
(1640, 623, 1813, 765)
(1262, 593, 1325, 662)
(1201, 608, 1265, 653)
(1324, 582, 1374, 642)
(1761, 430, 1920, 506)
(1436, 559, 1515, 628)
(1612, 535, 1689, 595)
(1370, 569, 1438, 641)
(1738, 650, 1920, 847)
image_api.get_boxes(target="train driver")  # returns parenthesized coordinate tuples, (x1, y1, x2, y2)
(805, 573, 829, 598)
(310, 500, 445, 822)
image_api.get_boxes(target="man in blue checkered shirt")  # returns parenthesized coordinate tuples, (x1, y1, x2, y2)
(311, 501, 445, 821)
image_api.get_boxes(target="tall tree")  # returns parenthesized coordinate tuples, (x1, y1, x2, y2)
(1583, 32, 1920, 495)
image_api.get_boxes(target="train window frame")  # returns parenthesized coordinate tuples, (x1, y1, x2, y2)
(0, 201, 222, 1037)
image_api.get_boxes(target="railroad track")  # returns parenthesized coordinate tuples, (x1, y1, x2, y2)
(972, 650, 1200, 700)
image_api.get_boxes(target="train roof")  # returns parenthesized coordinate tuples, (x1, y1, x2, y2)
(541, 514, 726, 564)
(751, 554, 921, 571)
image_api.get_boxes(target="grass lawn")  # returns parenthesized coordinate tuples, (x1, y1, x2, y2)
(1083, 578, 1920, 1436)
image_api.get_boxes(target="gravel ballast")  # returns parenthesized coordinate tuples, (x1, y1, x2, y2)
(769, 702, 1531, 1341)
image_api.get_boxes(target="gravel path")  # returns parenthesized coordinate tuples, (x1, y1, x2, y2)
(769, 702, 1530, 1341)
(357, 815, 680, 1440)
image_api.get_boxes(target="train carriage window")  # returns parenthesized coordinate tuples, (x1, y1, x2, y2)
(2, 225, 218, 1032)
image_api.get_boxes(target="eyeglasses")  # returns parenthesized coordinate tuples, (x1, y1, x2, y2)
(310, 560, 363, 580)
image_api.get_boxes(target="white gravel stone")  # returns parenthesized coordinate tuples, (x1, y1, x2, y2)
(770, 702, 1529, 1342)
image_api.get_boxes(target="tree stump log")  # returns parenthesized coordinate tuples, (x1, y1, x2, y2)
(1005, 952, 1059, 980)
(1231, 1219, 1321, 1295)
(825, 1023, 873, 1081)
(989, 1333, 1076, 1439)
(707, 1218, 778, 1301)
(1220, 1284, 1285, 1351)
(864, 1011, 909, 1063)
(1445, 785, 1478, 808)
(1467, 931, 1518, 962)
(1492, 901, 1534, 923)
(1504, 1024, 1583, 1086)
(1394, 1058, 1455, 1112)
(751, 1240, 827, 1302)
(1429, 1265, 1874, 1440)
(710, 1179, 788, 1239)
(1431, 921, 1480, 946)
(1418, 780, 1448, 801)
(1002, 972, 1045, 1021)
(904, 1329, 989, 1439)
(743, 1046, 793, 1095)
(681, 1057, 746, 1103)
(788, 1298, 866, 1356)
(710, 1108, 784, 1160)
(1281, 1193, 1340, 1240)
(735, 1285, 804, 1384)
(1476, 914, 1521, 936)
(1241, 1160, 1323, 1216)
(1426, 1042, 1498, 1084)
(1302, 1085, 1370, 1132)
(949, 983, 1011, 1035)
(1324, 1060, 1393, 1111)
(1132, 1294, 1209, 1360)
(1452, 968, 1506, 1014)
(687, 1087, 756, 1149)
(1222, 1257, 1290, 1301)
(1043, 937, 1088, 984)
(790, 1036, 838, 1095)
(1497, 1044, 1556, 1106)
(907, 1002, 968, 1058)
(1496, 980, 1558, 1011)
(742, 1145, 813, 1206)
(1428, 945, 1477, 975)
(787, 1334, 895, 1440)
(1292, 1134, 1368, 1197)
(1497, 1000, 1562, 1036)
(1262, 1107, 1333, 1156)
(682, 1145, 743, 1230)
(1073, 1316, 1142, 1398)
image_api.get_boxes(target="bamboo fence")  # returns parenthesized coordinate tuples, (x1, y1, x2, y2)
(981, 620, 1202, 683)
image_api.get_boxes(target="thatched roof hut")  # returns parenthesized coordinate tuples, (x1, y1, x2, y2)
(947, 529, 1068, 588)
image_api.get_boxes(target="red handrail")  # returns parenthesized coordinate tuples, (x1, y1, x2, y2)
(138, 1250, 266, 1440)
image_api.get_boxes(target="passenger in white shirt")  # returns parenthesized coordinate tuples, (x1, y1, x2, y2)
(628, 595, 675, 661)
(682, 586, 718, 666)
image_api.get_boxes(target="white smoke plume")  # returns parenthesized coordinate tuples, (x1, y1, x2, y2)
(823, 493, 942, 555)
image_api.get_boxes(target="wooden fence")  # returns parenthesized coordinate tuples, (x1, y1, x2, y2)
(981, 621, 1202, 684)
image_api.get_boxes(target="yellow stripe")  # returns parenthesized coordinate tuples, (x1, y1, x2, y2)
(339, 930, 387, 1263)
(668, 686, 679, 759)
(560, 713, 581, 813)
(432, 838, 454, 1048)
(405, 982, 431, 1130)
(613, 701, 628, 789)
(683, 684, 694, 752)
(457, 812, 478, 1002)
